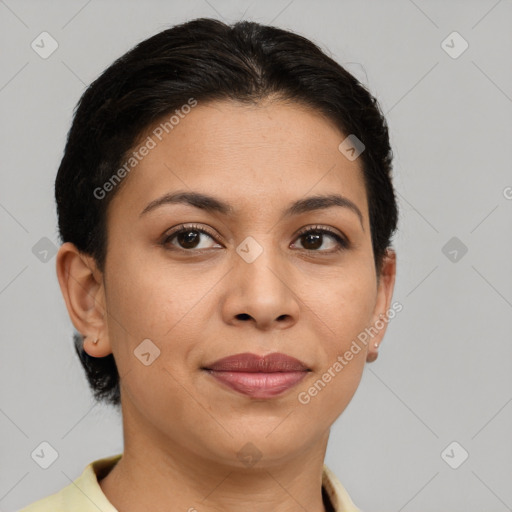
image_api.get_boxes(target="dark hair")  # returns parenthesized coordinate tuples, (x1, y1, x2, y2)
(55, 17, 398, 408)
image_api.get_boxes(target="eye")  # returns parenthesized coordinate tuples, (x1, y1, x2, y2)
(162, 224, 349, 253)
(291, 225, 349, 253)
(162, 224, 222, 251)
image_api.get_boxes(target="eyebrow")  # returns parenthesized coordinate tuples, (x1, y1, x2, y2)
(139, 191, 364, 228)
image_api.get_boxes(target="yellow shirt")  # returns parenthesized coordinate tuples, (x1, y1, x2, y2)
(18, 453, 362, 512)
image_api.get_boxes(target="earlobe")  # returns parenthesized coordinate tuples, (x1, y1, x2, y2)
(82, 333, 112, 357)
(366, 348, 379, 363)
(365, 317, 382, 363)
(366, 248, 397, 363)
(56, 242, 111, 357)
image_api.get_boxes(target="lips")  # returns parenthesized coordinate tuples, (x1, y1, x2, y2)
(204, 352, 309, 372)
(202, 352, 310, 399)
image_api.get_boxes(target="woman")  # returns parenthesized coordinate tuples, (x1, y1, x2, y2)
(20, 17, 398, 512)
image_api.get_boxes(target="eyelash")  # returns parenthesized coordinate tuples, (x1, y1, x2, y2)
(162, 223, 349, 253)
(294, 225, 349, 252)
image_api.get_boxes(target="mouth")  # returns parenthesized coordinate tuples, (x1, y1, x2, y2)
(201, 352, 311, 399)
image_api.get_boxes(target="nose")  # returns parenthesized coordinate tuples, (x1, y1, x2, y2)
(220, 238, 300, 331)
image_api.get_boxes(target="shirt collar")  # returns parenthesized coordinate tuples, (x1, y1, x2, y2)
(75, 453, 362, 512)
(322, 463, 362, 512)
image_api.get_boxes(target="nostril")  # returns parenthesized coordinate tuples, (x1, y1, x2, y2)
(236, 313, 251, 321)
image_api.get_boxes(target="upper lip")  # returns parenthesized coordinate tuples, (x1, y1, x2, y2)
(202, 352, 310, 372)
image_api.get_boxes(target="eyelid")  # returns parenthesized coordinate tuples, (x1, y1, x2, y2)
(163, 223, 223, 246)
(162, 223, 350, 252)
(295, 224, 345, 240)
(293, 225, 349, 251)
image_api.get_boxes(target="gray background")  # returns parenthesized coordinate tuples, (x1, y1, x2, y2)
(1, 1, 511, 511)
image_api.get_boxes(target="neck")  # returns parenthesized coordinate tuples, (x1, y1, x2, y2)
(99, 403, 331, 512)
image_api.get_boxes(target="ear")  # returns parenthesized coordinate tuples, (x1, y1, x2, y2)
(366, 248, 397, 363)
(55, 242, 112, 358)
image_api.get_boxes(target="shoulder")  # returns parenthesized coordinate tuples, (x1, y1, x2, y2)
(17, 453, 122, 512)
(322, 463, 364, 512)
(17, 490, 64, 512)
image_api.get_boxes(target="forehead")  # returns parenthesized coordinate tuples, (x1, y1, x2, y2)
(108, 99, 369, 225)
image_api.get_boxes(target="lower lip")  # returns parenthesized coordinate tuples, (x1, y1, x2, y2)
(204, 370, 308, 398)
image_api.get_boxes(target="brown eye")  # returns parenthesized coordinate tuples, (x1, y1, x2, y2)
(293, 227, 349, 253)
(163, 224, 221, 251)
(175, 230, 201, 249)
(300, 232, 323, 250)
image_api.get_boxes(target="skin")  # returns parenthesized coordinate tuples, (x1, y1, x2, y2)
(56, 98, 396, 512)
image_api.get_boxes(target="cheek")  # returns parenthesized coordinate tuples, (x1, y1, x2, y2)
(103, 257, 200, 418)
(105, 251, 206, 339)
(103, 252, 224, 389)
(295, 278, 374, 421)
(305, 261, 377, 347)
(296, 264, 375, 414)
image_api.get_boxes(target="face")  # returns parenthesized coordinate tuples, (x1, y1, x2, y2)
(60, 98, 396, 468)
